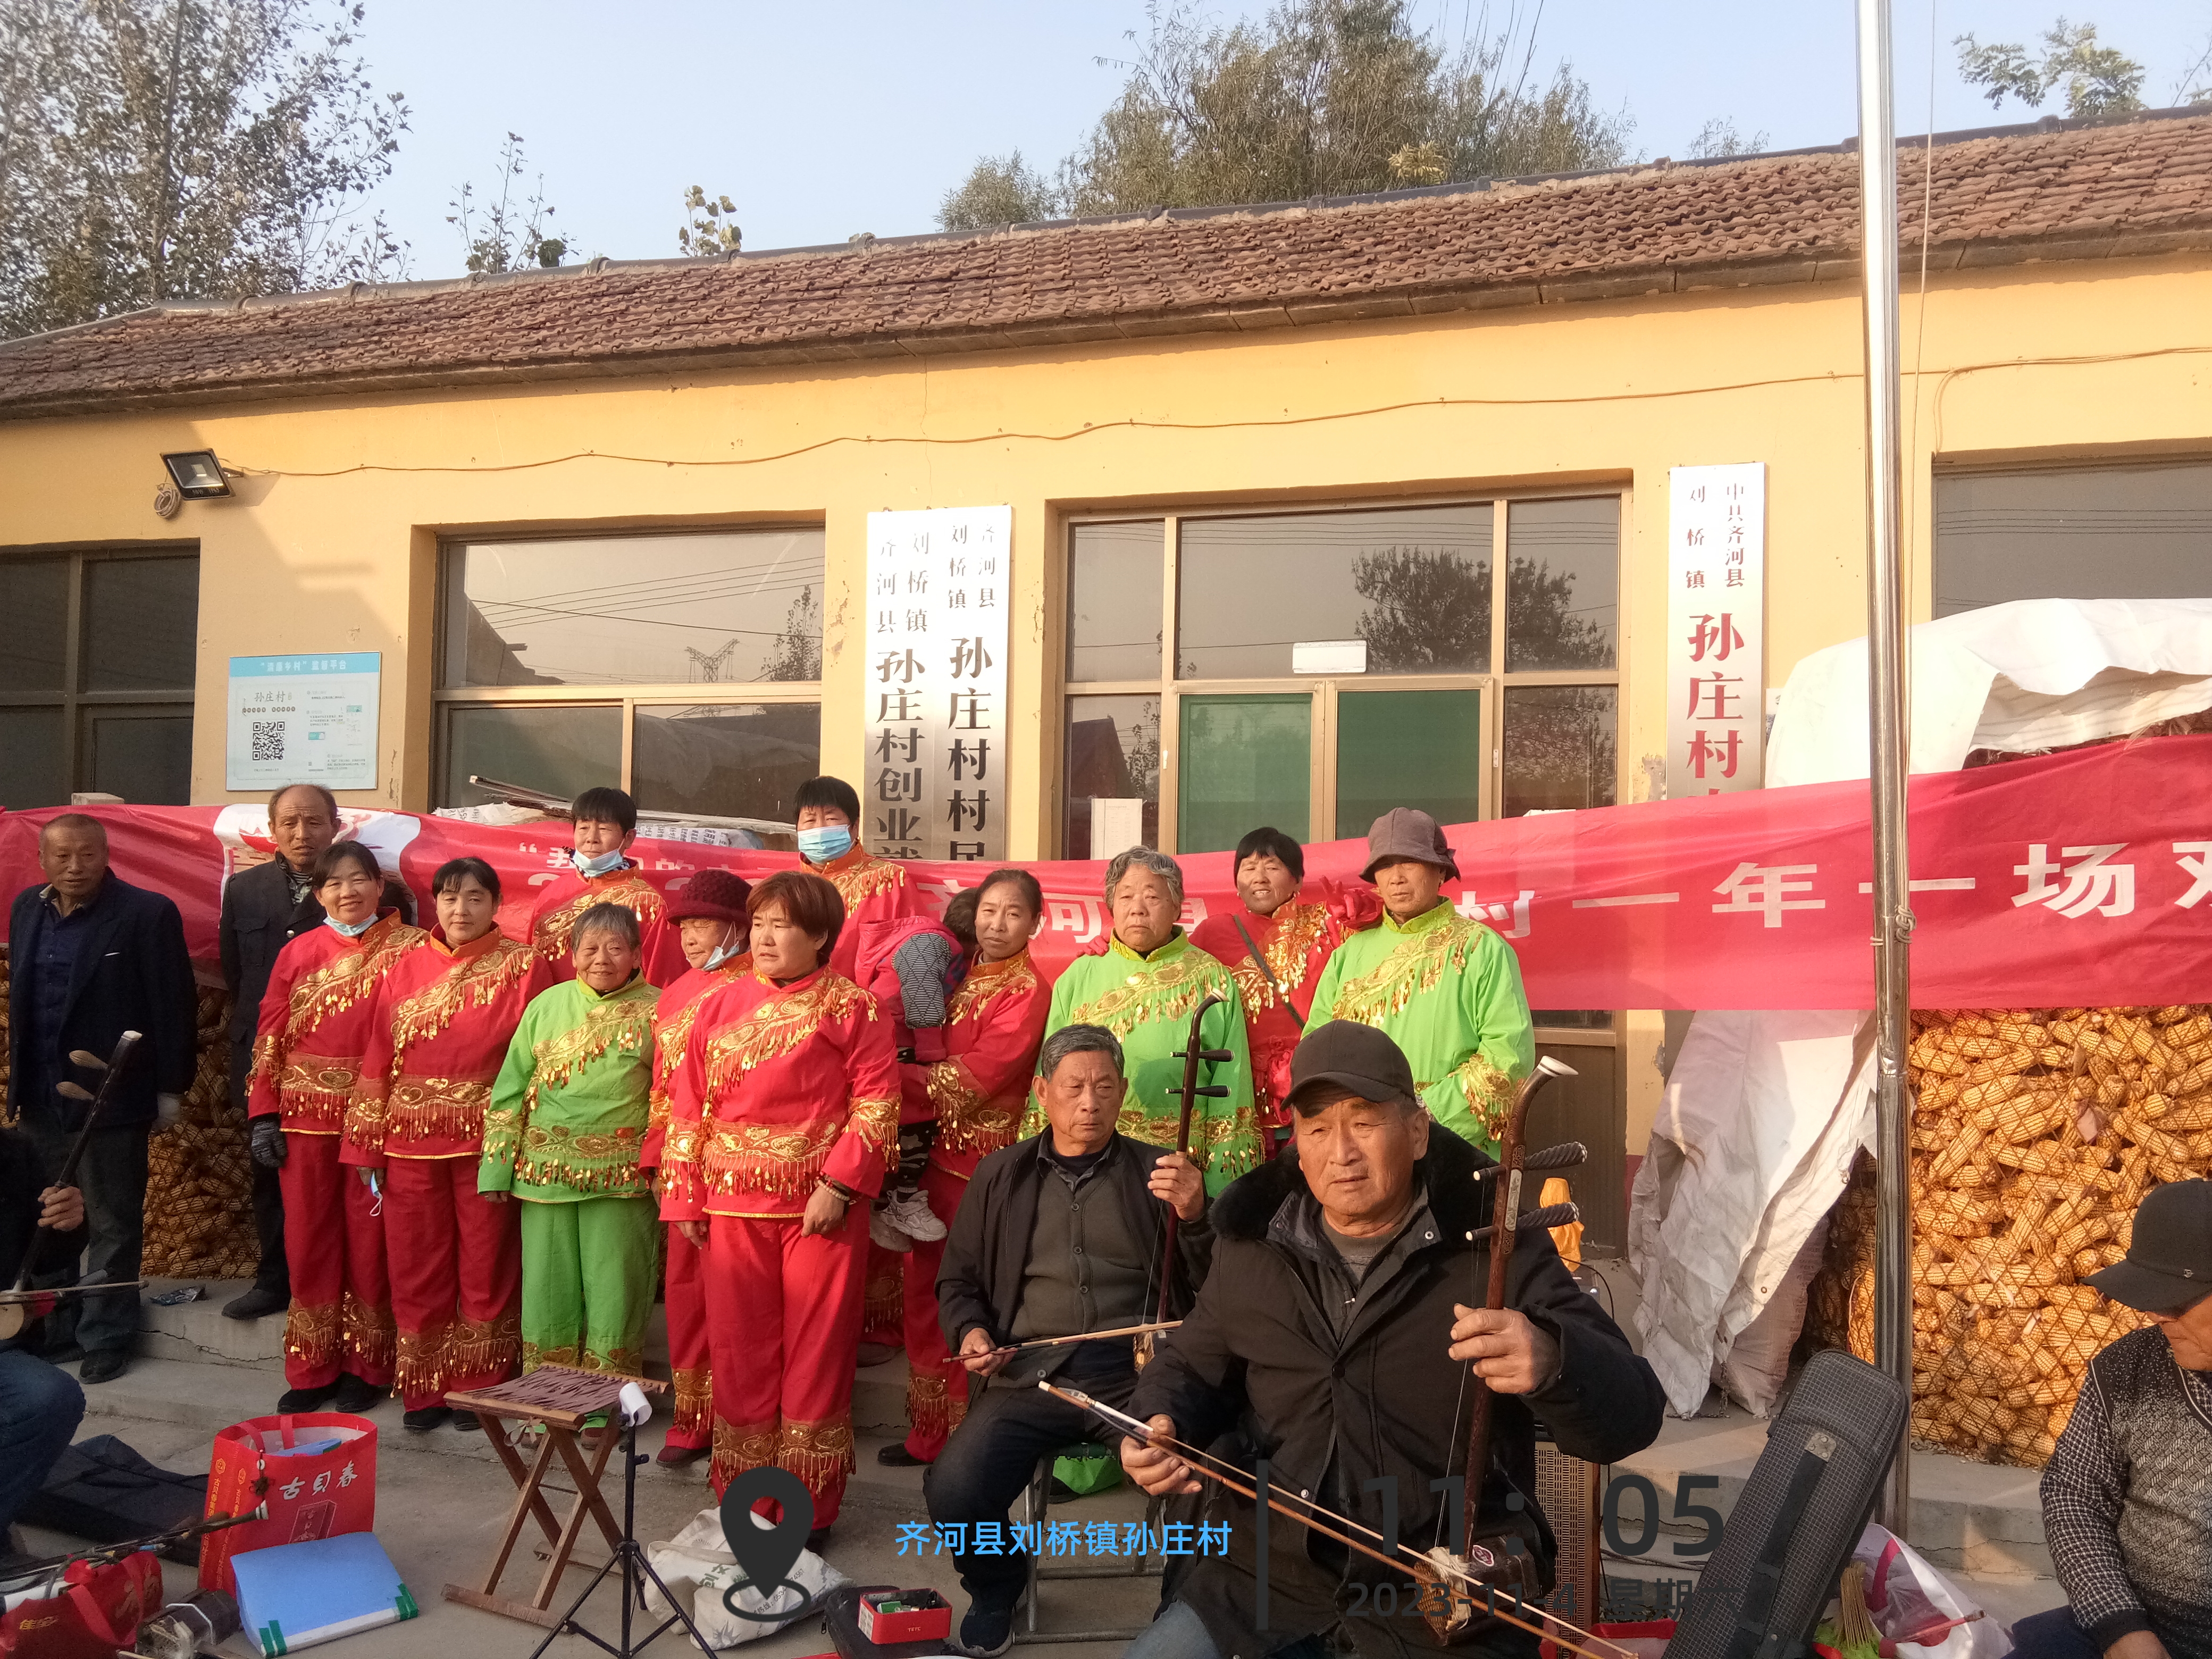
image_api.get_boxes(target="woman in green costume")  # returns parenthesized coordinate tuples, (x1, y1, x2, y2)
(1026, 847, 1257, 1193)
(482, 902, 661, 1376)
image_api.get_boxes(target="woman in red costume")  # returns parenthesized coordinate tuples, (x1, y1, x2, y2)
(248, 841, 425, 1414)
(661, 869, 902, 1545)
(345, 856, 550, 1430)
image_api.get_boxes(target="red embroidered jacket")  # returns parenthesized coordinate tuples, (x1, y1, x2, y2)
(248, 912, 428, 1133)
(343, 929, 551, 1165)
(810, 847, 923, 982)
(527, 862, 689, 987)
(919, 948, 1052, 1183)
(1190, 886, 1376, 1127)
(659, 966, 903, 1221)
(642, 956, 752, 1171)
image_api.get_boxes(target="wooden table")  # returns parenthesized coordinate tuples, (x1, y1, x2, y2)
(441, 1366, 670, 1629)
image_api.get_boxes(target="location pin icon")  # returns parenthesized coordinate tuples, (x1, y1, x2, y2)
(719, 1467, 817, 1603)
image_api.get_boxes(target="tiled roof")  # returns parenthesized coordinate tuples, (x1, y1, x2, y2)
(4, 108, 2209, 418)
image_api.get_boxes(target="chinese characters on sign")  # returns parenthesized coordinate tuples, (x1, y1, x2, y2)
(225, 652, 381, 791)
(863, 506, 1012, 861)
(1666, 464, 1765, 799)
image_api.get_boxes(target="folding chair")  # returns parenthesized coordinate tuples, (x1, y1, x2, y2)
(1013, 1444, 1164, 1645)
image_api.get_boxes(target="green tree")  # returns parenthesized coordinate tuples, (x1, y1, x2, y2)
(447, 132, 568, 274)
(0, 0, 408, 340)
(678, 185, 741, 255)
(936, 151, 1063, 231)
(1687, 117, 1769, 159)
(1955, 18, 2146, 117)
(1353, 546, 1489, 672)
(760, 586, 823, 683)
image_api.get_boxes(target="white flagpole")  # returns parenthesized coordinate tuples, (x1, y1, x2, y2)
(1855, 0, 1915, 1533)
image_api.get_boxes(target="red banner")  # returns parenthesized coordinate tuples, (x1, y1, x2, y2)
(3, 738, 2208, 1009)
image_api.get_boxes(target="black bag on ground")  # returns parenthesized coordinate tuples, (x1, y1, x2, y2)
(1662, 1350, 1907, 1659)
(20, 1435, 211, 1562)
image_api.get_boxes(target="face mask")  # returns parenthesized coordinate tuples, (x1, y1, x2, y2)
(706, 939, 743, 970)
(325, 913, 376, 939)
(571, 848, 626, 879)
(797, 825, 854, 864)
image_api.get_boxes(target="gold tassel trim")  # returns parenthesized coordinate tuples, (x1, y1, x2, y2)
(385, 1077, 495, 1146)
(284, 1298, 341, 1369)
(822, 852, 908, 908)
(906, 1370, 968, 1445)
(445, 1315, 523, 1389)
(777, 1413, 856, 1493)
(1070, 953, 1236, 1042)
(1226, 903, 1330, 1015)
(946, 953, 1038, 1023)
(514, 1124, 646, 1193)
(389, 939, 538, 1060)
(395, 1323, 452, 1396)
(277, 1058, 361, 1132)
(711, 1417, 780, 1488)
(653, 968, 747, 1091)
(930, 1060, 1024, 1154)
(1328, 915, 1485, 1027)
(850, 1094, 899, 1166)
(1450, 1053, 1521, 1148)
(863, 1262, 903, 1331)
(524, 999, 657, 1117)
(700, 1122, 844, 1197)
(341, 1291, 396, 1372)
(535, 875, 666, 963)
(283, 923, 426, 1044)
(674, 1366, 714, 1438)
(702, 976, 874, 1096)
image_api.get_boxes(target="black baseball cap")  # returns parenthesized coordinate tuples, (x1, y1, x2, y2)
(1287, 1021, 1421, 1112)
(2086, 1179, 2212, 1314)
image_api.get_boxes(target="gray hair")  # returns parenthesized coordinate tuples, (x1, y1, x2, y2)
(1038, 1024, 1125, 1082)
(571, 902, 642, 953)
(1104, 846, 1183, 909)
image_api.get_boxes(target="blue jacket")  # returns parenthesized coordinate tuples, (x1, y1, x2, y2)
(7, 874, 196, 1129)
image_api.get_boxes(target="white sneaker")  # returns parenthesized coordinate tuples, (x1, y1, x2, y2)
(869, 1205, 914, 1252)
(885, 1187, 948, 1243)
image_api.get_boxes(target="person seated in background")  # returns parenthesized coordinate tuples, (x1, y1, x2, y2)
(927, 1024, 1211, 1658)
(527, 787, 686, 985)
(0, 1133, 86, 1566)
(2023, 1179, 2212, 1659)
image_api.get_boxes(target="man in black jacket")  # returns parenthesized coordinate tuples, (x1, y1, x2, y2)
(6, 815, 196, 1384)
(927, 1024, 1213, 1658)
(1123, 1021, 1664, 1659)
(216, 784, 413, 1321)
(0, 1129, 88, 1557)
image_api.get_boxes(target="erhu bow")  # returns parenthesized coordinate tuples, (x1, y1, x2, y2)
(1138, 989, 1230, 1369)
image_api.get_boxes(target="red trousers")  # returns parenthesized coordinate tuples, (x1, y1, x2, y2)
(861, 1240, 904, 1347)
(383, 1156, 522, 1410)
(898, 1162, 971, 1461)
(703, 1206, 866, 1527)
(280, 1130, 392, 1390)
(665, 1226, 713, 1449)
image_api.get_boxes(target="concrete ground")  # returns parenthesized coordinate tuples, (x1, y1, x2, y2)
(23, 1271, 2064, 1657)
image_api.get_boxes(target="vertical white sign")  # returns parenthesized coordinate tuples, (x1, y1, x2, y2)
(863, 506, 1012, 861)
(1666, 464, 1765, 798)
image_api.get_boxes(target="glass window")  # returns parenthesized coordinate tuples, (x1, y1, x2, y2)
(83, 709, 194, 805)
(1336, 689, 1484, 840)
(0, 558, 67, 692)
(1178, 694, 1310, 853)
(1932, 463, 2212, 617)
(1178, 506, 1492, 679)
(633, 703, 822, 824)
(442, 704, 623, 809)
(1068, 521, 1163, 682)
(1506, 498, 1618, 671)
(1503, 686, 1618, 816)
(440, 530, 826, 688)
(83, 557, 199, 691)
(1064, 694, 1160, 861)
(0, 709, 65, 808)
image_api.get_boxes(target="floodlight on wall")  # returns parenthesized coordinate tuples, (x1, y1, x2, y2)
(161, 450, 231, 499)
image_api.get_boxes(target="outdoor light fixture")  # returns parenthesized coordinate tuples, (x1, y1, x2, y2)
(161, 450, 231, 499)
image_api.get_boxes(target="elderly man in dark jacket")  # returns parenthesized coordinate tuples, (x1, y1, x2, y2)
(927, 1023, 1214, 1658)
(6, 814, 195, 1384)
(1123, 1021, 1664, 1659)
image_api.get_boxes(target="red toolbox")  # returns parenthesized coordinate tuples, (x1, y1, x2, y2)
(854, 1589, 952, 1646)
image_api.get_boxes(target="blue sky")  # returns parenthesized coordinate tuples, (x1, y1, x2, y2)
(353, 0, 2210, 276)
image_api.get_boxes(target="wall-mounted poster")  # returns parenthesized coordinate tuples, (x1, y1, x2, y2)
(1665, 464, 1766, 799)
(226, 653, 381, 791)
(862, 506, 1012, 860)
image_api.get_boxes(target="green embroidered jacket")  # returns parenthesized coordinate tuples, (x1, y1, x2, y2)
(482, 976, 661, 1202)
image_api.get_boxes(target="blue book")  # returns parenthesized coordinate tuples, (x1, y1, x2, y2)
(231, 1532, 419, 1655)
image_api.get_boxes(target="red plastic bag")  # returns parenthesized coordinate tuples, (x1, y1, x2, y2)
(196, 1414, 376, 1596)
(1541, 1620, 1677, 1659)
(0, 1552, 162, 1659)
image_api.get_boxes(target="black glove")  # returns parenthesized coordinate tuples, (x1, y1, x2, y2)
(250, 1117, 288, 1169)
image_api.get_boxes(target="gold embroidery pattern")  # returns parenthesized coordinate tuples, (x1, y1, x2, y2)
(447, 1314, 523, 1389)
(534, 875, 666, 963)
(389, 939, 537, 1061)
(1070, 953, 1235, 1041)
(395, 1322, 451, 1397)
(249, 1033, 282, 1092)
(673, 1367, 714, 1439)
(284, 1299, 341, 1370)
(386, 1077, 495, 1146)
(524, 997, 657, 1118)
(649, 968, 746, 1134)
(342, 1291, 396, 1372)
(522, 1343, 578, 1371)
(929, 1060, 1023, 1154)
(285, 924, 426, 1043)
(1447, 1053, 1519, 1148)
(778, 1412, 856, 1493)
(711, 1417, 780, 1489)
(850, 1095, 900, 1166)
(515, 1123, 647, 1193)
(278, 1057, 363, 1132)
(822, 855, 908, 909)
(864, 1260, 902, 1333)
(1229, 904, 1329, 1015)
(947, 953, 1038, 1023)
(702, 976, 874, 1096)
(906, 1371, 969, 1446)
(1329, 915, 1487, 1027)
(576, 1345, 647, 1379)
(702, 1122, 844, 1197)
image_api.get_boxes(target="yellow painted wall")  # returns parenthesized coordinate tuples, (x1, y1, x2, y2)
(1, 253, 2207, 859)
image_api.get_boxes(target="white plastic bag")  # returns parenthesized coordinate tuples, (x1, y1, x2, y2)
(1848, 1522, 2010, 1659)
(645, 1505, 851, 1648)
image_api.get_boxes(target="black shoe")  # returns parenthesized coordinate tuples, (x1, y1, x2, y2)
(222, 1286, 288, 1321)
(78, 1350, 130, 1385)
(330, 1375, 384, 1415)
(806, 1524, 832, 1553)
(957, 1590, 1025, 1658)
(403, 1406, 451, 1432)
(41, 1340, 84, 1366)
(276, 1380, 341, 1413)
(876, 1442, 931, 1467)
(450, 1411, 482, 1432)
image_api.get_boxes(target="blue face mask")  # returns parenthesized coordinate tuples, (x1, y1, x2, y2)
(325, 913, 376, 939)
(706, 939, 743, 970)
(572, 847, 626, 879)
(797, 825, 854, 864)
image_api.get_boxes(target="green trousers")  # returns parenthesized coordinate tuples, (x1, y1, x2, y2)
(517, 1195, 658, 1378)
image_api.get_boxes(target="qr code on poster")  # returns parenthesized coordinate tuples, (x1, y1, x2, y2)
(251, 721, 285, 761)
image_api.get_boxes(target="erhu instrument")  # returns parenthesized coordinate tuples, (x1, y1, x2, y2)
(1, 1033, 144, 1341)
(1136, 989, 1229, 1369)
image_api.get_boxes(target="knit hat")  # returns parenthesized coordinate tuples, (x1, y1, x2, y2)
(1360, 807, 1460, 883)
(666, 868, 752, 924)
